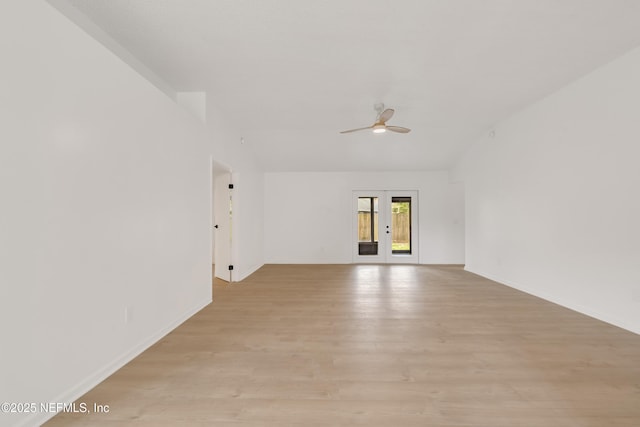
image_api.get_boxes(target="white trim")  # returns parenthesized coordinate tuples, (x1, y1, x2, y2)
(27, 297, 211, 427)
(237, 262, 264, 282)
(465, 266, 640, 336)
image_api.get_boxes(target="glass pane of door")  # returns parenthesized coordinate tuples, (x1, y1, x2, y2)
(357, 197, 378, 255)
(391, 197, 411, 254)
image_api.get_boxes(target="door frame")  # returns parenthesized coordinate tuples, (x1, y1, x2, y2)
(352, 190, 419, 264)
(212, 161, 233, 282)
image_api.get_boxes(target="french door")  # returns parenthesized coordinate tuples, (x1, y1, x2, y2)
(352, 190, 418, 264)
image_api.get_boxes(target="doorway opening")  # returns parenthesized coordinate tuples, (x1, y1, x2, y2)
(212, 160, 233, 282)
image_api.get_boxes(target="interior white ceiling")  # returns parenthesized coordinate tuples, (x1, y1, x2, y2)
(53, 0, 640, 172)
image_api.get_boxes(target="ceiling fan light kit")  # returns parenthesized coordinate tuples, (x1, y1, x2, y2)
(341, 104, 411, 134)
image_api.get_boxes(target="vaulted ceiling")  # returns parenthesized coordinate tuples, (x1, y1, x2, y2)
(52, 0, 640, 172)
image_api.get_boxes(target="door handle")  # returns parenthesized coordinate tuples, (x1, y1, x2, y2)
(214, 225, 219, 229)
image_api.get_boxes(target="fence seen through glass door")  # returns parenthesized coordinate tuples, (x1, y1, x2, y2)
(357, 197, 379, 255)
(391, 197, 411, 254)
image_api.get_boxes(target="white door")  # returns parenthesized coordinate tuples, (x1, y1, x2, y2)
(352, 190, 419, 264)
(213, 169, 232, 281)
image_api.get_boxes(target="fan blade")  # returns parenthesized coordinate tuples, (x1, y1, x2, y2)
(386, 126, 411, 133)
(379, 108, 395, 123)
(340, 126, 373, 134)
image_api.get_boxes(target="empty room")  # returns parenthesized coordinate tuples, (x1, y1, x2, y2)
(2, 1, 640, 426)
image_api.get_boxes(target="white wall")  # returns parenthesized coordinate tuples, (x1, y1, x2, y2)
(177, 92, 207, 124)
(232, 169, 266, 280)
(50, 0, 267, 285)
(0, 2, 212, 426)
(453, 46, 640, 334)
(264, 171, 464, 264)
(205, 105, 265, 282)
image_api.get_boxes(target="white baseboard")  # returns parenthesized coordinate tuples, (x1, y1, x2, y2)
(465, 266, 640, 336)
(24, 297, 211, 427)
(235, 262, 264, 282)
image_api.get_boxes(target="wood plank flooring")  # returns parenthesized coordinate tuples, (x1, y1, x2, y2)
(46, 264, 640, 426)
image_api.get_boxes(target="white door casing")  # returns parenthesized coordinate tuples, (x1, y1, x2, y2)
(352, 190, 419, 264)
(213, 168, 232, 281)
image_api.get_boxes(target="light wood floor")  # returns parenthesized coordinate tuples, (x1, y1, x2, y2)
(47, 264, 640, 426)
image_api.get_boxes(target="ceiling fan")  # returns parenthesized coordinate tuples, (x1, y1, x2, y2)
(340, 103, 411, 134)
